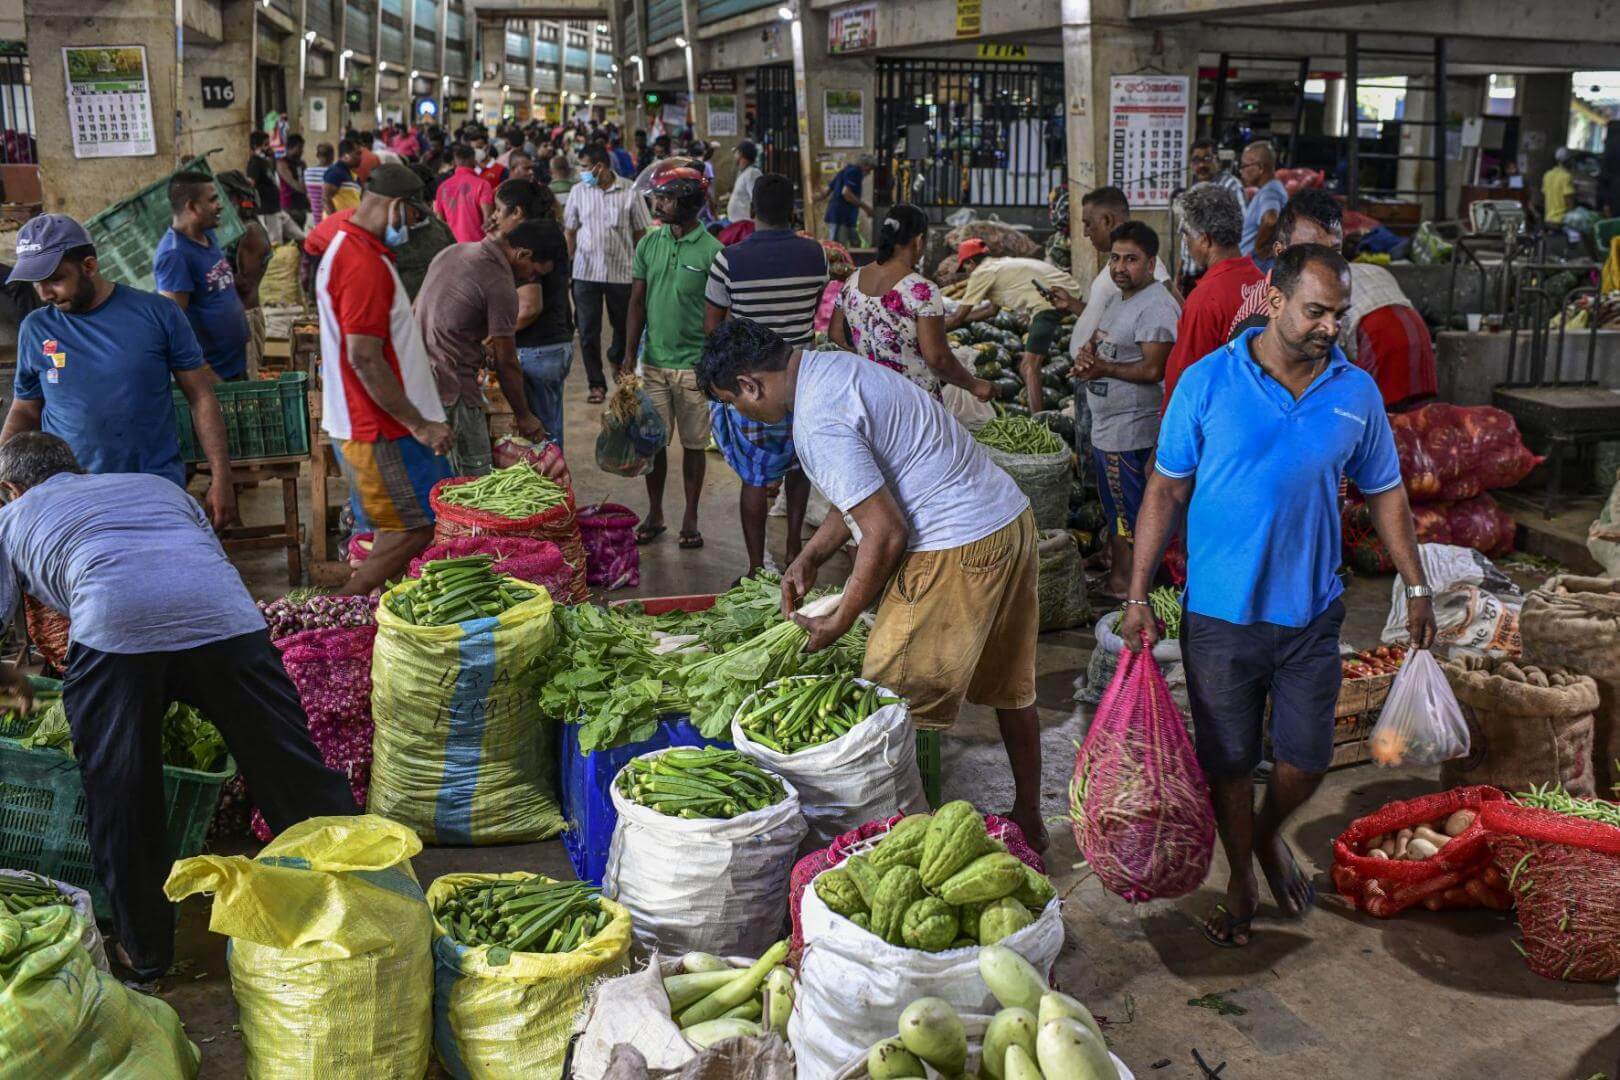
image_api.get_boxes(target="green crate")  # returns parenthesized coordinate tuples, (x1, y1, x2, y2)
(173, 371, 311, 463)
(84, 157, 247, 295)
(0, 739, 234, 917)
(0, 676, 62, 740)
(916, 728, 942, 809)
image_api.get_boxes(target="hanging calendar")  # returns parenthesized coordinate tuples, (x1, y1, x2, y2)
(63, 46, 157, 159)
(1107, 74, 1188, 209)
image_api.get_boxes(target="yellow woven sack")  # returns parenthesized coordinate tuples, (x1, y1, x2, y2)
(163, 815, 432, 1079)
(427, 873, 633, 1079)
(370, 579, 565, 844)
(259, 241, 303, 307)
(0, 904, 199, 1079)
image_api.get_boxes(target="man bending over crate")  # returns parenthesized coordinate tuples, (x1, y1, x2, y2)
(0, 433, 355, 986)
(696, 319, 1047, 849)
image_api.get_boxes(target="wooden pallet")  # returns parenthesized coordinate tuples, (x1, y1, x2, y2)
(1331, 673, 1395, 770)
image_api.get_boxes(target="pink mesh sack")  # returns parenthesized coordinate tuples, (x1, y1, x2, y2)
(576, 502, 641, 590)
(1071, 643, 1215, 901)
(408, 534, 576, 604)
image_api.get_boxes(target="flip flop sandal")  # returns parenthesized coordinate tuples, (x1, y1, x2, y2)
(679, 531, 704, 550)
(635, 524, 667, 545)
(1201, 906, 1254, 949)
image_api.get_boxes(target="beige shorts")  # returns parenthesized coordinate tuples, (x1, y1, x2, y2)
(642, 366, 713, 450)
(862, 509, 1039, 728)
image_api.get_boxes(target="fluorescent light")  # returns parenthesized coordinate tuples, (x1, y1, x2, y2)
(778, 5, 793, 19)
(303, 30, 317, 43)
(410, 69, 419, 79)
(674, 36, 688, 48)
(472, 79, 481, 88)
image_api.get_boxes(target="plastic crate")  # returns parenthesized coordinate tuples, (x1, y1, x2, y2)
(0, 676, 62, 740)
(916, 728, 942, 809)
(0, 739, 234, 916)
(174, 371, 311, 463)
(85, 157, 247, 294)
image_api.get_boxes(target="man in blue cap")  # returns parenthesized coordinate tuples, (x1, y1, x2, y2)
(0, 213, 237, 528)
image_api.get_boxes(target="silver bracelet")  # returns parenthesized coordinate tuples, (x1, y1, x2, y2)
(1121, 598, 1151, 608)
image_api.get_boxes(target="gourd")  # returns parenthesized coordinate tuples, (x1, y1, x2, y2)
(867, 1038, 926, 1079)
(843, 854, 882, 907)
(901, 897, 959, 952)
(897, 997, 968, 1074)
(1036, 1016, 1119, 1079)
(1039, 991, 1104, 1043)
(870, 814, 933, 871)
(938, 852, 1027, 904)
(1005, 1044, 1044, 1080)
(814, 869, 866, 918)
(871, 865, 926, 944)
(978, 897, 1034, 945)
(983, 1008, 1038, 1080)
(919, 801, 990, 889)
(980, 944, 1046, 1013)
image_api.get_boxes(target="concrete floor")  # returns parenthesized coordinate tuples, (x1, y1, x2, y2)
(163, 375, 1620, 1079)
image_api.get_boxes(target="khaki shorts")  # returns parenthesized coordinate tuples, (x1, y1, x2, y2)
(862, 508, 1039, 728)
(642, 366, 712, 450)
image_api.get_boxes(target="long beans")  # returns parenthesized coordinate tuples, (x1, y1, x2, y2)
(387, 555, 538, 626)
(974, 415, 1065, 456)
(618, 748, 785, 819)
(434, 876, 609, 953)
(1514, 784, 1620, 828)
(437, 463, 566, 518)
(1149, 586, 1182, 640)
(0, 872, 69, 915)
(736, 676, 901, 753)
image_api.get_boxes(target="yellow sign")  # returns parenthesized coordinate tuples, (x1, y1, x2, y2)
(976, 43, 1029, 60)
(955, 0, 981, 37)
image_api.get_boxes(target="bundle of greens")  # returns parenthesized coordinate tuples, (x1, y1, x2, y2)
(17, 698, 226, 772)
(540, 603, 691, 752)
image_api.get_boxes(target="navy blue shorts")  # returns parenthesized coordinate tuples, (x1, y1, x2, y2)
(1181, 599, 1345, 777)
(1093, 447, 1151, 542)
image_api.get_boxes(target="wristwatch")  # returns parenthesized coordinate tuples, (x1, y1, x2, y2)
(1404, 584, 1434, 601)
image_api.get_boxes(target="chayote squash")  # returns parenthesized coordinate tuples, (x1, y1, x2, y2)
(870, 813, 933, 872)
(949, 936, 978, 950)
(957, 898, 990, 940)
(871, 865, 926, 944)
(919, 801, 990, 889)
(850, 912, 871, 931)
(938, 852, 1027, 905)
(900, 896, 959, 952)
(815, 869, 866, 918)
(1012, 865, 1056, 909)
(978, 896, 1034, 945)
(844, 853, 882, 908)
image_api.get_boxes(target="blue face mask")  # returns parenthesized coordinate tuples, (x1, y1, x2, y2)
(384, 205, 411, 248)
(580, 171, 599, 188)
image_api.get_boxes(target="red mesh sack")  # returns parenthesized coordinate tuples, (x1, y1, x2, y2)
(23, 596, 69, 671)
(491, 435, 573, 490)
(1460, 406, 1542, 490)
(577, 502, 641, 590)
(1389, 418, 1442, 502)
(408, 534, 576, 604)
(1482, 800, 1620, 982)
(1331, 785, 1510, 917)
(430, 475, 588, 603)
(1070, 645, 1214, 901)
(1445, 494, 1515, 556)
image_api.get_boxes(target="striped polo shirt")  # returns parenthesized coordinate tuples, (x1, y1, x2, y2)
(704, 228, 829, 346)
(562, 175, 653, 285)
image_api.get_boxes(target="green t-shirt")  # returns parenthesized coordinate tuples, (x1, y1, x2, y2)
(632, 223, 722, 369)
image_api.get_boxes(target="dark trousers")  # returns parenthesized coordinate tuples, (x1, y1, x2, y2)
(63, 629, 357, 978)
(572, 279, 632, 391)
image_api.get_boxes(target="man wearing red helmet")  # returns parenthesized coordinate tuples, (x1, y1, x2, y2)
(622, 160, 723, 549)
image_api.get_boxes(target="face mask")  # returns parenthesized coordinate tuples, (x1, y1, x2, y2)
(574, 143, 585, 154)
(384, 204, 411, 248)
(581, 171, 599, 188)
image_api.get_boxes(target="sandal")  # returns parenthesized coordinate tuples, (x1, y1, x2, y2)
(679, 531, 704, 550)
(1201, 906, 1254, 949)
(587, 387, 606, 405)
(635, 524, 667, 545)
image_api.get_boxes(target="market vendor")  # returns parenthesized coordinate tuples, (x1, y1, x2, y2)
(953, 238, 1083, 413)
(696, 319, 1047, 849)
(1119, 245, 1437, 947)
(0, 213, 238, 530)
(0, 432, 356, 985)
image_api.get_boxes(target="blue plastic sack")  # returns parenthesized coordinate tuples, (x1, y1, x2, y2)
(559, 715, 729, 886)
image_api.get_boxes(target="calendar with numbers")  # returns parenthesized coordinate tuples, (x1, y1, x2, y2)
(1107, 75, 1189, 209)
(62, 46, 157, 159)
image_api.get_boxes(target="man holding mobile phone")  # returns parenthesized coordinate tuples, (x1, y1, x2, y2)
(954, 239, 1082, 411)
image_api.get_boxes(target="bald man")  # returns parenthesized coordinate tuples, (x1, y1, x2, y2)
(1238, 141, 1288, 257)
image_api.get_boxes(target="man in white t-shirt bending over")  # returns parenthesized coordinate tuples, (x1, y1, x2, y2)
(697, 319, 1047, 848)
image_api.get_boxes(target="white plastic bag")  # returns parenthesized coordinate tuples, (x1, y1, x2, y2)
(829, 1013, 1136, 1079)
(604, 750, 808, 957)
(730, 677, 928, 847)
(0, 869, 108, 972)
(1367, 649, 1470, 767)
(789, 855, 1065, 1080)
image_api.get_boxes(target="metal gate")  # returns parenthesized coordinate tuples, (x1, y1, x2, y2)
(0, 46, 34, 165)
(875, 57, 1064, 209)
(753, 63, 799, 183)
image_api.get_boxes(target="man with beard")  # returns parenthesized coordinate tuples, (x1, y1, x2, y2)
(1, 214, 236, 529)
(1119, 245, 1436, 948)
(155, 171, 253, 382)
(621, 160, 722, 549)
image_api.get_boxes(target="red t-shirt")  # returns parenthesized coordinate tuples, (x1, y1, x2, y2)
(1356, 303, 1437, 408)
(434, 167, 496, 244)
(302, 207, 355, 258)
(1162, 254, 1267, 412)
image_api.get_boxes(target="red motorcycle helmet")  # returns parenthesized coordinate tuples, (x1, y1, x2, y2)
(644, 157, 710, 199)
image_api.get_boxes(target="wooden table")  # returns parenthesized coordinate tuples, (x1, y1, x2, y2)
(197, 456, 305, 586)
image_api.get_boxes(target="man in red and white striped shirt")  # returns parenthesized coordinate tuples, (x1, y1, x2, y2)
(315, 164, 453, 596)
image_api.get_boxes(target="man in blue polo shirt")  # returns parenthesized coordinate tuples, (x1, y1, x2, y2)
(1119, 244, 1436, 948)
(154, 170, 251, 380)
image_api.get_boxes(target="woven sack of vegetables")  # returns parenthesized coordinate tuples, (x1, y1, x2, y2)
(426, 873, 632, 1079)
(1519, 575, 1620, 798)
(604, 748, 807, 957)
(943, 220, 1041, 260)
(431, 474, 589, 604)
(1035, 530, 1089, 632)
(1441, 658, 1600, 797)
(370, 577, 565, 844)
(1330, 786, 1510, 917)
(730, 676, 928, 846)
(981, 444, 1072, 532)
(163, 815, 432, 1079)
(576, 502, 641, 590)
(1070, 646, 1214, 902)
(1481, 799, 1620, 982)
(23, 595, 68, 671)
(0, 903, 199, 1078)
(409, 535, 577, 607)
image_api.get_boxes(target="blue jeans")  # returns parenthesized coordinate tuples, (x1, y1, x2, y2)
(518, 342, 573, 450)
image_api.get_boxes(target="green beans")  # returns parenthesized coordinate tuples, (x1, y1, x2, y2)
(618, 748, 786, 819)
(1149, 586, 1182, 640)
(0, 872, 69, 915)
(387, 555, 538, 626)
(434, 876, 609, 954)
(737, 676, 901, 753)
(437, 463, 567, 518)
(974, 415, 1065, 456)
(1514, 784, 1620, 828)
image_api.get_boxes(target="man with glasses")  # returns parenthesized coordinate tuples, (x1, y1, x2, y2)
(1238, 141, 1289, 258)
(1177, 140, 1246, 291)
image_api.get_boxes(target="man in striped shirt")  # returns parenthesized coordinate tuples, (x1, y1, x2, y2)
(564, 144, 652, 403)
(704, 174, 828, 577)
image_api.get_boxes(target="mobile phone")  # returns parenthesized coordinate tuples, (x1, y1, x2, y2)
(1031, 279, 1057, 301)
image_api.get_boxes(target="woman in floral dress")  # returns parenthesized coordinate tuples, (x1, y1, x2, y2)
(828, 202, 992, 402)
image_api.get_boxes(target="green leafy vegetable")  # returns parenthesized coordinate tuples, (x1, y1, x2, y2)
(16, 699, 225, 772)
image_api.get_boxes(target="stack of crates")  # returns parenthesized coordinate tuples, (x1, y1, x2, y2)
(173, 371, 311, 463)
(84, 157, 248, 293)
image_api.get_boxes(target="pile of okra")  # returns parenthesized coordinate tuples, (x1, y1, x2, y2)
(0, 872, 68, 915)
(387, 555, 537, 626)
(436, 877, 608, 953)
(735, 675, 901, 753)
(617, 747, 785, 819)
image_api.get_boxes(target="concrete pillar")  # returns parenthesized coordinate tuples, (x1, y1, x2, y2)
(181, 0, 255, 167)
(1518, 72, 1571, 193)
(790, 5, 875, 241)
(678, 0, 698, 131)
(586, 19, 597, 103)
(1060, 0, 1198, 285)
(605, 0, 628, 130)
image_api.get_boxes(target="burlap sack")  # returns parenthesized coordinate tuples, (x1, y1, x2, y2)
(1441, 659, 1601, 797)
(1519, 575, 1620, 796)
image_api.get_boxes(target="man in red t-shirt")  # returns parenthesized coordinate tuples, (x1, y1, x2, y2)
(434, 144, 496, 243)
(314, 165, 453, 595)
(1162, 182, 1265, 410)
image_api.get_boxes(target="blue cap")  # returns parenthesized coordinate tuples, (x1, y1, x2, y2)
(8, 213, 94, 283)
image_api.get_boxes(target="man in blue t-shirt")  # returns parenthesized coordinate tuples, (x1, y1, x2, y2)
(814, 154, 874, 248)
(0, 214, 238, 528)
(1238, 140, 1290, 257)
(154, 171, 251, 380)
(1119, 245, 1437, 949)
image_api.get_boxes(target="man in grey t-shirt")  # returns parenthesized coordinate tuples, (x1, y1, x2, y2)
(1074, 221, 1179, 599)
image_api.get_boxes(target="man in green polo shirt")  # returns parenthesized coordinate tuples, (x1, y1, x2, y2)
(622, 160, 723, 549)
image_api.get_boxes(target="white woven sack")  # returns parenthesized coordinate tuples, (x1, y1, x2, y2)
(0, 869, 109, 972)
(731, 677, 928, 847)
(604, 749, 807, 957)
(789, 848, 1065, 1080)
(573, 953, 760, 1080)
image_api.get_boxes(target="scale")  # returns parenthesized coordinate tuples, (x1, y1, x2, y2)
(1469, 199, 1527, 238)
